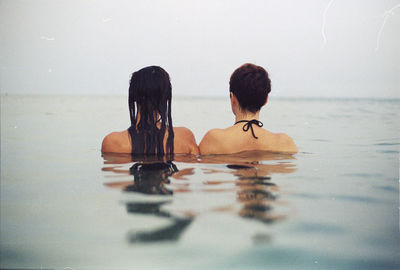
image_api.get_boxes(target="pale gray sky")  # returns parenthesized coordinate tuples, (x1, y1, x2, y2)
(0, 0, 399, 98)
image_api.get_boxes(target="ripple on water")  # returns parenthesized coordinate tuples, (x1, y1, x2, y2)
(312, 139, 330, 142)
(290, 222, 346, 234)
(374, 142, 400, 146)
(375, 150, 399, 154)
(374, 185, 398, 193)
(330, 194, 385, 204)
(340, 173, 384, 178)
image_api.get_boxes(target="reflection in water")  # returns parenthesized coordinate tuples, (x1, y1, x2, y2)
(227, 163, 282, 224)
(102, 151, 296, 243)
(200, 151, 296, 225)
(125, 162, 193, 242)
(102, 157, 194, 243)
(126, 201, 193, 243)
(125, 162, 178, 195)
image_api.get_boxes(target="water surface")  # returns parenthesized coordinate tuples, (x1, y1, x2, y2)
(1, 95, 399, 269)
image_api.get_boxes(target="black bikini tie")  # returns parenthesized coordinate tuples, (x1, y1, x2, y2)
(234, 119, 264, 139)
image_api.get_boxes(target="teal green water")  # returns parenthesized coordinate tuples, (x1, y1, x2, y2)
(1, 95, 399, 269)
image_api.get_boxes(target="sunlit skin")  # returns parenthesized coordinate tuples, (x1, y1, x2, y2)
(199, 93, 298, 155)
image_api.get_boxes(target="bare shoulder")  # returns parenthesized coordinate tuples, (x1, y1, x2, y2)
(202, 128, 225, 139)
(174, 126, 195, 137)
(275, 132, 298, 153)
(101, 130, 131, 153)
(199, 128, 225, 155)
(173, 126, 199, 155)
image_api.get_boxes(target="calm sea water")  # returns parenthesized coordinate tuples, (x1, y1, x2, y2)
(1, 95, 399, 269)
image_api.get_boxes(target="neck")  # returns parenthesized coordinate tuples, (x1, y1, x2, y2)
(135, 111, 160, 126)
(234, 110, 260, 123)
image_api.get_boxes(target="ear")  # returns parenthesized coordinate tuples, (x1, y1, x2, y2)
(230, 92, 238, 115)
(230, 92, 238, 105)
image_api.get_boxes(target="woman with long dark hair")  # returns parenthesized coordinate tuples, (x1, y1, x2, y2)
(102, 66, 199, 156)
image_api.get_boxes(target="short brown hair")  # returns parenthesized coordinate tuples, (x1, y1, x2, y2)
(229, 63, 271, 113)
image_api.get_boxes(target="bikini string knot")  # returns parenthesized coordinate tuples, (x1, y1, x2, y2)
(234, 119, 263, 139)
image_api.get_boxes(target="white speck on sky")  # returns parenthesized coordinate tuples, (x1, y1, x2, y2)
(40, 36, 56, 41)
(0, 0, 399, 98)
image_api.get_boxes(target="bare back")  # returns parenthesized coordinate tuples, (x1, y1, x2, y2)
(199, 123, 297, 155)
(102, 127, 199, 155)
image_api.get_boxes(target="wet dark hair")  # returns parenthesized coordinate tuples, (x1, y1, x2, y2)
(229, 63, 271, 113)
(127, 66, 174, 156)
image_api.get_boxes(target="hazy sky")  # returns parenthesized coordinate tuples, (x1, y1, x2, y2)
(1, 0, 399, 98)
